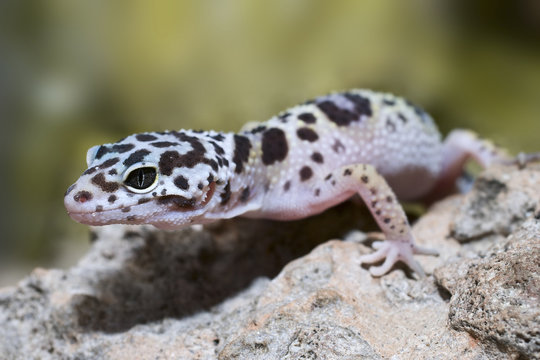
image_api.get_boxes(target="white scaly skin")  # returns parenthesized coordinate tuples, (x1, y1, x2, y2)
(65, 89, 510, 276)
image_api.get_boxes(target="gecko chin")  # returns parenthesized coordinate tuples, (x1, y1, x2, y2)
(66, 200, 206, 227)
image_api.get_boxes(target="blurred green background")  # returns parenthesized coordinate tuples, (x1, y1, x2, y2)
(1, 1, 539, 285)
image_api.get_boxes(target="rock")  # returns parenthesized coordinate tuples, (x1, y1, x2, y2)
(1, 164, 539, 359)
(435, 219, 540, 359)
(451, 164, 540, 242)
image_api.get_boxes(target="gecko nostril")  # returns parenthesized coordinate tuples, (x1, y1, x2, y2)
(73, 191, 93, 203)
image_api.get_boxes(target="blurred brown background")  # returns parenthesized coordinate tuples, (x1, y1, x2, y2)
(1, 1, 539, 285)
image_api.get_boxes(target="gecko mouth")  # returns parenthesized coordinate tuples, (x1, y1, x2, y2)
(66, 182, 216, 226)
(156, 181, 216, 211)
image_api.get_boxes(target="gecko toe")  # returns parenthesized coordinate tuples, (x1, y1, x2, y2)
(368, 247, 399, 277)
(359, 244, 389, 264)
(412, 244, 439, 256)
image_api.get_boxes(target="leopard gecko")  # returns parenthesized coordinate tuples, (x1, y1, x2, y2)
(64, 89, 510, 276)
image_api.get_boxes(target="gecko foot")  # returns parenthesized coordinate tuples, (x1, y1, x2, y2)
(359, 240, 438, 277)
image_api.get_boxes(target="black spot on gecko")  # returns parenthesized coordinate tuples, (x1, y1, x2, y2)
(297, 128, 319, 142)
(278, 112, 291, 122)
(249, 125, 266, 134)
(82, 169, 96, 177)
(298, 113, 317, 124)
(311, 152, 324, 164)
(152, 192, 157, 197)
(122, 207, 131, 213)
(361, 175, 369, 183)
(344, 93, 372, 117)
(370, 188, 377, 195)
(197, 182, 203, 190)
(299, 166, 313, 181)
(383, 99, 395, 106)
(210, 141, 225, 155)
(375, 210, 381, 215)
(151, 141, 180, 148)
(240, 187, 250, 202)
(174, 175, 189, 190)
(414, 106, 425, 117)
(386, 118, 396, 132)
(324, 174, 332, 181)
(207, 159, 219, 172)
(343, 168, 352, 176)
(314, 188, 320, 196)
(124, 149, 151, 167)
(166, 132, 216, 172)
(406, 100, 428, 120)
(220, 181, 231, 205)
(73, 191, 92, 203)
(108, 195, 117, 203)
(83, 158, 120, 175)
(65, 184, 76, 196)
(332, 140, 345, 153)
(95, 205, 103, 212)
(161, 189, 167, 196)
(383, 218, 391, 224)
(137, 198, 151, 204)
(158, 142, 209, 175)
(371, 200, 378, 208)
(262, 128, 288, 165)
(207, 174, 214, 183)
(397, 112, 407, 123)
(318, 101, 358, 127)
(283, 181, 291, 191)
(386, 196, 393, 203)
(233, 135, 252, 174)
(158, 195, 196, 209)
(95, 144, 135, 160)
(108, 169, 117, 176)
(91, 173, 119, 193)
(126, 215, 137, 222)
(136, 134, 158, 142)
(100, 158, 119, 168)
(212, 134, 225, 141)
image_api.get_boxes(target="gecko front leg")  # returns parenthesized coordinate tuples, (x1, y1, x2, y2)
(328, 164, 438, 277)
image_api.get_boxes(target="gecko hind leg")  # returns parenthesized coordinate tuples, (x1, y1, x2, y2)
(425, 129, 512, 202)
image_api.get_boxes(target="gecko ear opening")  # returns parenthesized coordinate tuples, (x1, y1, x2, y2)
(86, 145, 101, 167)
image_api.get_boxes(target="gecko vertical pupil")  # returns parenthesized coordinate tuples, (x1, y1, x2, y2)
(125, 167, 157, 190)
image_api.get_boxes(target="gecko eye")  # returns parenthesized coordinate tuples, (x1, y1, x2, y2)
(123, 166, 158, 193)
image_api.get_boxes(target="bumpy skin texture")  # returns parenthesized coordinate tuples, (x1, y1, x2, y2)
(65, 89, 508, 276)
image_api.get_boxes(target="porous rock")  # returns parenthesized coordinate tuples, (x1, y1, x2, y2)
(435, 218, 540, 359)
(1, 164, 539, 359)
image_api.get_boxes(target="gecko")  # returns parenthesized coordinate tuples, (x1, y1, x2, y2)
(64, 89, 511, 277)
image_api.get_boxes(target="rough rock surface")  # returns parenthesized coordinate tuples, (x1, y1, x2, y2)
(1, 164, 539, 359)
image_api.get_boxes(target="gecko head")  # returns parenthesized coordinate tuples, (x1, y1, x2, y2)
(64, 131, 227, 229)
